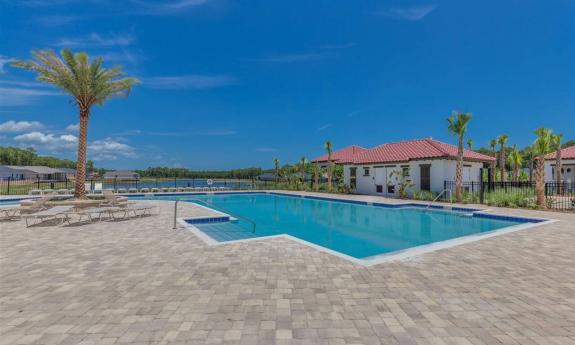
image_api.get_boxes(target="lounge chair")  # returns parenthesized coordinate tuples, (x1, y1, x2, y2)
(108, 203, 155, 220)
(21, 206, 75, 227)
(140, 188, 150, 193)
(161, 188, 169, 192)
(56, 189, 69, 195)
(64, 206, 122, 224)
(151, 188, 159, 193)
(117, 188, 127, 193)
(29, 189, 42, 195)
(43, 189, 54, 194)
(19, 193, 57, 214)
(0, 206, 20, 221)
(128, 188, 138, 193)
(100, 190, 128, 207)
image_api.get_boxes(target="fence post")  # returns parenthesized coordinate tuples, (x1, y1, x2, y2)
(37, 176, 40, 189)
(114, 176, 117, 191)
(6, 177, 10, 195)
(480, 181, 485, 204)
(174, 177, 177, 188)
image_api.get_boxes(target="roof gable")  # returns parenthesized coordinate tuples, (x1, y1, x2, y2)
(312, 145, 367, 163)
(545, 145, 575, 160)
(352, 138, 495, 164)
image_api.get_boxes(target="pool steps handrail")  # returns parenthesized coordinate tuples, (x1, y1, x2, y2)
(427, 189, 452, 208)
(176, 197, 257, 233)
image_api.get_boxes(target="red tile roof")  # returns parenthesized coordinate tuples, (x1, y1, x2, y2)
(351, 138, 495, 164)
(545, 145, 575, 160)
(312, 145, 367, 163)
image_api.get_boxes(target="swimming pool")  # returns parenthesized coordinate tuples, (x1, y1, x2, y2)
(143, 192, 544, 262)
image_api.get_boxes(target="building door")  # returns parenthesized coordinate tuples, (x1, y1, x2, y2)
(374, 167, 387, 194)
(420, 164, 431, 191)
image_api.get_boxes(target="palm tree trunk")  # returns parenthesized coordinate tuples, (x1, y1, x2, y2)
(490, 160, 496, 183)
(535, 156, 546, 209)
(499, 146, 506, 182)
(74, 108, 89, 199)
(455, 136, 463, 202)
(556, 148, 563, 194)
(512, 164, 518, 183)
(327, 162, 332, 192)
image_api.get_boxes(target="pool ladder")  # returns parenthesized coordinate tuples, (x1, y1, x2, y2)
(427, 189, 452, 209)
(173, 197, 256, 233)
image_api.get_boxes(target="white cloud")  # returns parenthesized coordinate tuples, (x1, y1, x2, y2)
(244, 52, 336, 63)
(144, 75, 237, 90)
(55, 33, 134, 48)
(14, 131, 78, 151)
(89, 137, 137, 160)
(0, 87, 61, 106)
(316, 123, 332, 132)
(0, 120, 44, 133)
(65, 123, 79, 132)
(375, 5, 437, 21)
(133, 0, 211, 14)
(0, 55, 15, 73)
(34, 15, 79, 26)
(193, 130, 237, 136)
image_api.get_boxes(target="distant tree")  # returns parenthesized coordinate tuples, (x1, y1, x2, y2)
(390, 169, 414, 199)
(324, 141, 333, 192)
(497, 134, 509, 182)
(13, 49, 139, 198)
(447, 111, 472, 202)
(467, 138, 473, 150)
(533, 128, 553, 208)
(299, 156, 307, 184)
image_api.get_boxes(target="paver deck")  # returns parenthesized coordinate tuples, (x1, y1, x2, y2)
(1, 192, 574, 345)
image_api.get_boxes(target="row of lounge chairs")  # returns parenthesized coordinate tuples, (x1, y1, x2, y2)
(28, 186, 232, 195)
(2, 191, 156, 227)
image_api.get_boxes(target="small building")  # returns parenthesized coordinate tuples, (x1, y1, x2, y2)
(59, 168, 77, 179)
(544, 145, 575, 183)
(1, 165, 67, 180)
(103, 171, 140, 180)
(312, 138, 495, 197)
(312, 145, 368, 169)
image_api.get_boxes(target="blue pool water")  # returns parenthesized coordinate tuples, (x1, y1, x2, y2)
(146, 193, 528, 259)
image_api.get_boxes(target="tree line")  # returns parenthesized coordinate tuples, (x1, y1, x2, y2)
(135, 166, 264, 179)
(0, 146, 78, 169)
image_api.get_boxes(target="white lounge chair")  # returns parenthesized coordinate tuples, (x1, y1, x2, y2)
(22, 206, 75, 227)
(65, 206, 122, 224)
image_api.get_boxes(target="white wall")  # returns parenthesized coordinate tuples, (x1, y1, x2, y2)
(545, 159, 575, 183)
(344, 159, 484, 196)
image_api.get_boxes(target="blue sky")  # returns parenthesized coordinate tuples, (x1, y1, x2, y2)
(1, 0, 574, 169)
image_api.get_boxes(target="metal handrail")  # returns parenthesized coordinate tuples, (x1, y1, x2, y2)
(174, 197, 256, 233)
(427, 189, 452, 208)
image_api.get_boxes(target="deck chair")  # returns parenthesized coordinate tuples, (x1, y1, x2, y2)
(22, 206, 75, 227)
(0, 206, 21, 221)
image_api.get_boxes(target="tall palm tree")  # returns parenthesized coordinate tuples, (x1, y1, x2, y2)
(313, 162, 320, 192)
(509, 144, 522, 183)
(447, 111, 472, 202)
(524, 146, 535, 182)
(552, 134, 563, 194)
(273, 158, 280, 183)
(467, 138, 473, 150)
(489, 139, 497, 182)
(497, 134, 509, 182)
(12, 49, 139, 198)
(533, 128, 553, 209)
(324, 141, 333, 192)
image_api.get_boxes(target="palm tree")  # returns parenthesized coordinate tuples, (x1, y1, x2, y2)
(12, 49, 138, 198)
(497, 134, 509, 182)
(524, 146, 535, 182)
(447, 111, 472, 202)
(299, 156, 307, 185)
(552, 134, 563, 194)
(489, 139, 497, 182)
(509, 144, 522, 183)
(533, 128, 553, 209)
(313, 162, 320, 192)
(467, 138, 473, 150)
(273, 158, 280, 183)
(324, 141, 333, 192)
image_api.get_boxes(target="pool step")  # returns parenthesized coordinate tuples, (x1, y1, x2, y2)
(194, 220, 256, 242)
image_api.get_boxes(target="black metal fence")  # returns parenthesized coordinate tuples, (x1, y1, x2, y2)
(0, 177, 339, 196)
(443, 180, 574, 211)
